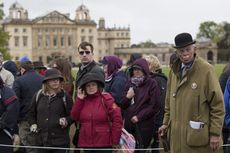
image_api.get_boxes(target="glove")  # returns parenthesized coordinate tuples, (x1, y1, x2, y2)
(30, 124, 38, 133)
(59, 117, 68, 128)
(13, 134, 20, 152)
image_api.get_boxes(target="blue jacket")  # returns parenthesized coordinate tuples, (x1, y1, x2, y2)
(13, 69, 44, 121)
(105, 70, 127, 105)
(224, 77, 230, 127)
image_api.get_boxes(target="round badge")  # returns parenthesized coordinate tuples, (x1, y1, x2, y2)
(191, 82, 197, 89)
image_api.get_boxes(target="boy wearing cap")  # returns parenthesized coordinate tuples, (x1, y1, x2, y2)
(159, 33, 224, 153)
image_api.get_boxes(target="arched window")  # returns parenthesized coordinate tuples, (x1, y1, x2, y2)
(207, 50, 213, 61)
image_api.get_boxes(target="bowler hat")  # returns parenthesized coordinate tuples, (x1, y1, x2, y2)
(173, 33, 196, 48)
(43, 68, 63, 83)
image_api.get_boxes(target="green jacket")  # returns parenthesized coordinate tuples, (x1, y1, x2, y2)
(163, 55, 225, 153)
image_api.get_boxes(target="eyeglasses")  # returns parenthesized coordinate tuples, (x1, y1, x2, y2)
(79, 50, 91, 55)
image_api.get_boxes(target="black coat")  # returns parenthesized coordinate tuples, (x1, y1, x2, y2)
(76, 61, 104, 88)
(28, 90, 73, 146)
(13, 69, 44, 121)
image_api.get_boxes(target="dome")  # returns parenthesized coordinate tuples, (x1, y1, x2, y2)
(10, 2, 23, 9)
(76, 4, 89, 11)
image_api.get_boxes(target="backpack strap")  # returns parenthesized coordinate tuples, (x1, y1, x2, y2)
(35, 89, 43, 104)
(36, 89, 66, 109)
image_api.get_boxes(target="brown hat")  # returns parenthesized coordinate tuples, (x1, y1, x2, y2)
(43, 68, 63, 83)
(173, 33, 196, 48)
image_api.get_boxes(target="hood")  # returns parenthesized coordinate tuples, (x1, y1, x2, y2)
(3, 60, 18, 77)
(79, 72, 105, 89)
(104, 56, 122, 77)
(130, 58, 150, 77)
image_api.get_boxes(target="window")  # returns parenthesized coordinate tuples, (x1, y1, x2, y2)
(14, 28, 18, 33)
(39, 56, 42, 61)
(15, 57, 19, 60)
(89, 36, 93, 43)
(23, 28, 27, 33)
(89, 29, 92, 33)
(68, 36, 72, 46)
(126, 32, 129, 36)
(121, 44, 124, 48)
(117, 33, 120, 37)
(61, 36, 65, 47)
(23, 36, 28, 47)
(81, 29, 85, 33)
(38, 36, 42, 47)
(162, 53, 165, 62)
(45, 35, 50, 47)
(81, 36, 85, 42)
(53, 35, 58, 47)
(14, 36, 19, 47)
(121, 32, 124, 36)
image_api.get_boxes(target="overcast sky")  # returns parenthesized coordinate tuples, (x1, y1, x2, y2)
(3, 0, 230, 44)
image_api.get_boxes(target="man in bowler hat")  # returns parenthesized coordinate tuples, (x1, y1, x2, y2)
(158, 33, 224, 153)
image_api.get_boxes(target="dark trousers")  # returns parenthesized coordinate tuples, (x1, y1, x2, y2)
(125, 122, 153, 153)
(223, 127, 229, 153)
(0, 130, 13, 153)
(151, 130, 159, 153)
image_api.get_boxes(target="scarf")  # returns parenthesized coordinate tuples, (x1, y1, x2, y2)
(131, 76, 144, 87)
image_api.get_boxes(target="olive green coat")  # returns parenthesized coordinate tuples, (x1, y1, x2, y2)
(163, 55, 225, 153)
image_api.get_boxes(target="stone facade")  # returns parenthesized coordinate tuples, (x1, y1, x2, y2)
(1, 2, 217, 65)
(115, 40, 217, 65)
(2, 2, 130, 64)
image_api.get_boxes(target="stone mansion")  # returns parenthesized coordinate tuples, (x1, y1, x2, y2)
(1, 2, 217, 65)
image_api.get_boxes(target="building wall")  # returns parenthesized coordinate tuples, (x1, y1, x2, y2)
(5, 24, 32, 60)
(115, 42, 218, 65)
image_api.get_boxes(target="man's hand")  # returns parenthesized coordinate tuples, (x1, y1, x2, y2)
(210, 135, 221, 151)
(131, 116, 139, 123)
(158, 124, 168, 138)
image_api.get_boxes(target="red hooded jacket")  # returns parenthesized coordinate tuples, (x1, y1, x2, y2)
(71, 91, 122, 147)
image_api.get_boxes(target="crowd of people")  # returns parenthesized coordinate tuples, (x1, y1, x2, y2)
(0, 32, 228, 153)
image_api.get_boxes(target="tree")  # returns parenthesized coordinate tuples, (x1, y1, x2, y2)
(0, 2, 10, 60)
(196, 21, 223, 43)
(132, 40, 157, 48)
(217, 22, 230, 49)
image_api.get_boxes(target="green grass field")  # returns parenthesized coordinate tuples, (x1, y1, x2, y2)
(162, 64, 226, 78)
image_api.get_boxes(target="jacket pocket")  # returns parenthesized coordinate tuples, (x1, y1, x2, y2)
(186, 123, 209, 146)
